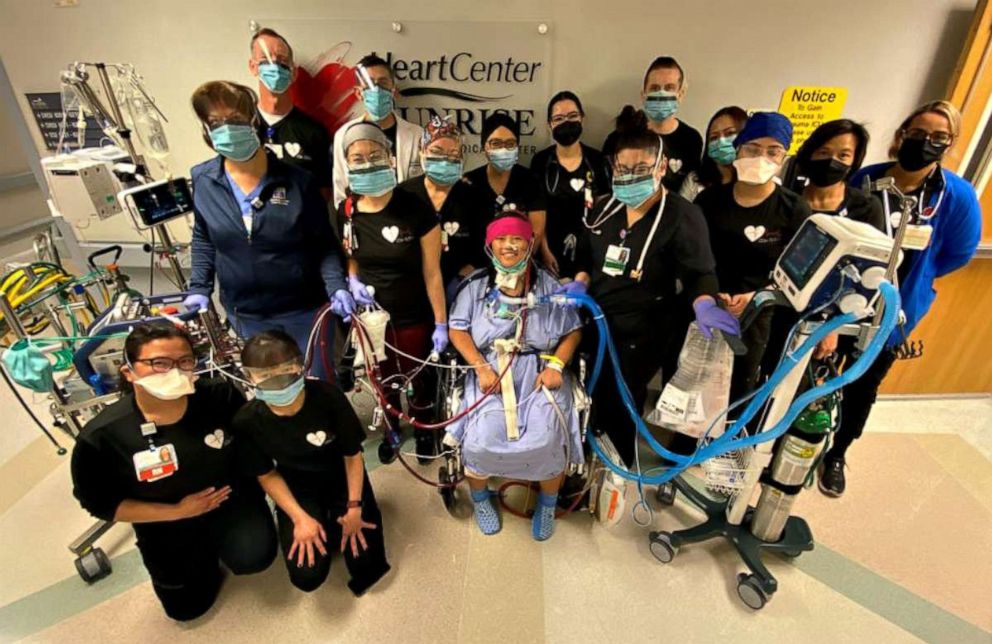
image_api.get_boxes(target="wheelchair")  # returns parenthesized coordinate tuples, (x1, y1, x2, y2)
(427, 346, 594, 517)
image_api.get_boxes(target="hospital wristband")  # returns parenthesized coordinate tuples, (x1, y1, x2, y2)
(541, 354, 565, 372)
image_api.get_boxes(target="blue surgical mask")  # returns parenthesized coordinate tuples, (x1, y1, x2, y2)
(363, 86, 394, 121)
(254, 375, 306, 407)
(209, 124, 260, 162)
(612, 174, 658, 208)
(423, 157, 463, 185)
(258, 62, 292, 94)
(348, 164, 397, 196)
(707, 137, 737, 165)
(488, 148, 518, 172)
(643, 90, 679, 122)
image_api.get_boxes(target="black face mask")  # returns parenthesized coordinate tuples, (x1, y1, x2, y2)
(552, 120, 582, 146)
(897, 138, 946, 172)
(805, 157, 851, 187)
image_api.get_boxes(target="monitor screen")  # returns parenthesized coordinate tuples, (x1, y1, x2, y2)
(780, 222, 837, 289)
(130, 179, 192, 226)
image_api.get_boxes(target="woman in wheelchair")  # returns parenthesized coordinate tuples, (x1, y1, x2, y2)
(445, 212, 584, 541)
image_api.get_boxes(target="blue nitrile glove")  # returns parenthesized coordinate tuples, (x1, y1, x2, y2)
(183, 293, 210, 312)
(693, 297, 741, 339)
(553, 280, 587, 306)
(432, 323, 449, 354)
(348, 275, 375, 307)
(330, 289, 356, 321)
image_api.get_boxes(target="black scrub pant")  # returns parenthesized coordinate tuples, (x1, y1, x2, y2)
(729, 308, 775, 427)
(134, 486, 277, 622)
(826, 338, 899, 460)
(275, 473, 390, 596)
(591, 311, 674, 467)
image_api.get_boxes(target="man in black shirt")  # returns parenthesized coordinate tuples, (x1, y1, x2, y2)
(249, 28, 333, 201)
(602, 57, 704, 194)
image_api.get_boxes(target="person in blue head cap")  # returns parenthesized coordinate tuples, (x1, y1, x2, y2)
(695, 111, 811, 407)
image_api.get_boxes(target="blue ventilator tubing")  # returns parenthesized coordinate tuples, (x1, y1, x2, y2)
(541, 281, 901, 485)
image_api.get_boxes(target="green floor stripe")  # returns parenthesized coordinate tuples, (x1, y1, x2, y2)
(795, 544, 990, 643)
(0, 549, 148, 642)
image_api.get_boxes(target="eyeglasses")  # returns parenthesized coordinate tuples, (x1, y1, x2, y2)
(347, 151, 390, 168)
(133, 355, 197, 373)
(254, 56, 293, 68)
(738, 142, 786, 162)
(903, 128, 952, 147)
(424, 147, 462, 162)
(208, 117, 252, 129)
(486, 138, 518, 151)
(614, 162, 657, 177)
(550, 111, 582, 126)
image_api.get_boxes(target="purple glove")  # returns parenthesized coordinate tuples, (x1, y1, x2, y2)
(183, 293, 210, 312)
(693, 298, 740, 339)
(330, 289, 356, 321)
(432, 323, 449, 354)
(553, 280, 587, 306)
(348, 275, 375, 307)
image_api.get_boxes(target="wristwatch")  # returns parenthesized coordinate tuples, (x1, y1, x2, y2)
(346, 500, 362, 509)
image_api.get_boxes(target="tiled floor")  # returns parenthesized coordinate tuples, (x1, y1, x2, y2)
(0, 397, 989, 643)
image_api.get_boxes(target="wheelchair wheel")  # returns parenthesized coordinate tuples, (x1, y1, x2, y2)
(75, 547, 112, 583)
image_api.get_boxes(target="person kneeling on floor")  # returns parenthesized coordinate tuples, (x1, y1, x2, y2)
(234, 330, 390, 595)
(445, 212, 585, 541)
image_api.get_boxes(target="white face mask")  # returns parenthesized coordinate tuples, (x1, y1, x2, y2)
(134, 368, 197, 401)
(733, 156, 781, 185)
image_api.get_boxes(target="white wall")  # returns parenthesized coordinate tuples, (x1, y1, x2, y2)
(0, 0, 977, 227)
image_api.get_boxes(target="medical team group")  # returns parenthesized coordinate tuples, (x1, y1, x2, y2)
(69, 27, 983, 622)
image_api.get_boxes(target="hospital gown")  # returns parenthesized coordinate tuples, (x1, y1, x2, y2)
(446, 269, 584, 481)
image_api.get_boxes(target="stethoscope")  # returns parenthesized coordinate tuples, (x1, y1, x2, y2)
(581, 191, 668, 283)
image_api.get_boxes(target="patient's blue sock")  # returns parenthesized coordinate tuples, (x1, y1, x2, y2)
(532, 492, 558, 541)
(471, 487, 501, 535)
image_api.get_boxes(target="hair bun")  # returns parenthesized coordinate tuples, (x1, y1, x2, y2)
(615, 105, 649, 134)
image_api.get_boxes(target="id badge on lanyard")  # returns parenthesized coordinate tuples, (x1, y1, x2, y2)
(132, 423, 179, 482)
(602, 243, 630, 277)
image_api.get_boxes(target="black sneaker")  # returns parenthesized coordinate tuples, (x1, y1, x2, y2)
(818, 457, 846, 497)
(378, 438, 398, 465)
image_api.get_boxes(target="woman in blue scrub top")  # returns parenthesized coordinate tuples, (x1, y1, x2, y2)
(817, 101, 982, 498)
(185, 81, 352, 377)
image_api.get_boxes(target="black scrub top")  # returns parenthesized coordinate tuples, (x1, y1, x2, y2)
(696, 183, 810, 296)
(336, 189, 439, 328)
(530, 144, 611, 276)
(464, 163, 546, 221)
(71, 379, 247, 522)
(602, 120, 704, 195)
(258, 108, 333, 190)
(397, 176, 485, 286)
(811, 186, 885, 231)
(233, 380, 366, 495)
(574, 192, 719, 338)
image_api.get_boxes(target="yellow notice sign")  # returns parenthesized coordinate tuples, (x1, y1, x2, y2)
(777, 86, 848, 154)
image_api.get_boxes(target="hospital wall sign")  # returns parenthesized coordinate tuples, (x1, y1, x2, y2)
(267, 19, 552, 165)
(777, 86, 848, 155)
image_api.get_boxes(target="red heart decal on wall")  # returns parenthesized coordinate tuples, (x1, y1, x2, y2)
(290, 42, 360, 136)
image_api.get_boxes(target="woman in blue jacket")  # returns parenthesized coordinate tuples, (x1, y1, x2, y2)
(185, 81, 351, 376)
(818, 100, 982, 497)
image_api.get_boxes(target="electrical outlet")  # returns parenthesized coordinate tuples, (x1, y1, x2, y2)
(55, 0, 80, 7)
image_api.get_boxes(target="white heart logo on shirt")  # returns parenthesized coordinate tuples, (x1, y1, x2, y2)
(204, 429, 224, 449)
(569, 178, 585, 192)
(284, 142, 302, 158)
(306, 431, 327, 447)
(744, 225, 766, 243)
(668, 158, 683, 173)
(382, 226, 400, 243)
(443, 221, 460, 237)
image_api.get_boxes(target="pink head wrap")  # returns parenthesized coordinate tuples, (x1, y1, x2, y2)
(486, 213, 533, 247)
